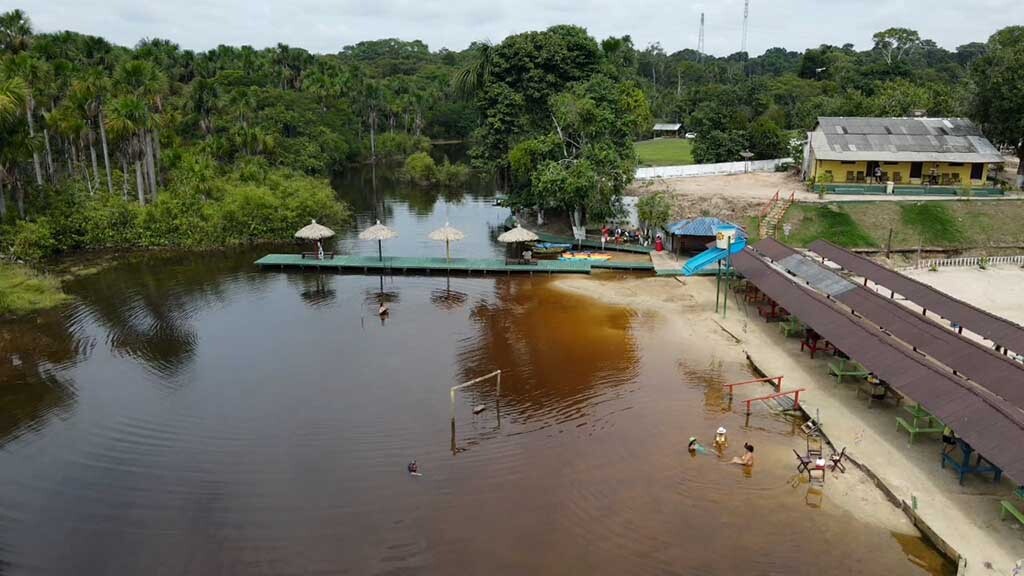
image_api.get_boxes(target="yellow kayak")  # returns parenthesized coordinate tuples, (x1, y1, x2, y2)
(560, 251, 612, 261)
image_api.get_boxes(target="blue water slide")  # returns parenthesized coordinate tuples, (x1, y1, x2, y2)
(682, 238, 747, 276)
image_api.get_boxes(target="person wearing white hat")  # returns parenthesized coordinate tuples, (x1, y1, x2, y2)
(714, 427, 728, 449)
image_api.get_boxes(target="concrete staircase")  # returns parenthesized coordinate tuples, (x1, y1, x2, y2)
(759, 191, 795, 239)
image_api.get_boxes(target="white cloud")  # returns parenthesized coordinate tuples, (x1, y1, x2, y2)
(12, 0, 1012, 55)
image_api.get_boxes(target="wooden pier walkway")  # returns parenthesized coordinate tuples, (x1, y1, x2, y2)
(255, 254, 655, 275)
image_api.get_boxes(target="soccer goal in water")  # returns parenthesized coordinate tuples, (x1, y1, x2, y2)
(450, 370, 501, 422)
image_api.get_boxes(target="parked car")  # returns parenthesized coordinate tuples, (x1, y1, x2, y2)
(684, 132, 697, 139)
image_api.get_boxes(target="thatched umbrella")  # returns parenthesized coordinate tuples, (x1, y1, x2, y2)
(295, 219, 335, 259)
(428, 222, 465, 262)
(497, 224, 539, 261)
(496, 224, 538, 243)
(359, 219, 398, 261)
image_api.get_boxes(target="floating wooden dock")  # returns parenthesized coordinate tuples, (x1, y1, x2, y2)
(255, 254, 656, 275)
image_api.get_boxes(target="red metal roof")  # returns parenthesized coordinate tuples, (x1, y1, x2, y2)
(733, 247, 1024, 482)
(809, 240, 1024, 355)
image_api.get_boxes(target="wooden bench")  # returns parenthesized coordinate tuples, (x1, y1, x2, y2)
(1000, 500, 1024, 526)
(896, 416, 943, 444)
(301, 252, 335, 260)
(828, 359, 869, 384)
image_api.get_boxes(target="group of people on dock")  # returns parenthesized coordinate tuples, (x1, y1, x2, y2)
(601, 225, 650, 248)
(687, 426, 755, 467)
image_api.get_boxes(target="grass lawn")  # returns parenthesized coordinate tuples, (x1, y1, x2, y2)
(634, 138, 694, 167)
(0, 263, 70, 317)
(781, 204, 877, 248)
(780, 200, 1024, 249)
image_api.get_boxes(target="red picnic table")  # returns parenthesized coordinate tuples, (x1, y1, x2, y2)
(800, 329, 833, 359)
(743, 284, 767, 304)
(758, 301, 788, 322)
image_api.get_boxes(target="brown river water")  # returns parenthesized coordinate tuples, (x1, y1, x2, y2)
(0, 168, 952, 575)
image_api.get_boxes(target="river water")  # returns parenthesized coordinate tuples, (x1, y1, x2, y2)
(0, 167, 952, 575)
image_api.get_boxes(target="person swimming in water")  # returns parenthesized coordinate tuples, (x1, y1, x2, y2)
(687, 437, 709, 455)
(378, 303, 389, 316)
(407, 460, 421, 476)
(730, 443, 754, 466)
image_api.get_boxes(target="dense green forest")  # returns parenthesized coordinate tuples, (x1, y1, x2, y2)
(0, 8, 1021, 260)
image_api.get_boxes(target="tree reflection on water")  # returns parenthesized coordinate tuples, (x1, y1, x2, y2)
(0, 308, 86, 446)
(62, 251, 271, 383)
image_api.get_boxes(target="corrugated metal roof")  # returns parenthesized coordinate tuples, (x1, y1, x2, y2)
(733, 247, 1024, 483)
(756, 239, 1024, 409)
(653, 123, 682, 131)
(667, 217, 747, 238)
(809, 117, 1004, 163)
(776, 254, 857, 297)
(810, 240, 1024, 355)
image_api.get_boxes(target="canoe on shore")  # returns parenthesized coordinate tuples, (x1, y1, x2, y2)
(529, 242, 573, 254)
(560, 251, 612, 261)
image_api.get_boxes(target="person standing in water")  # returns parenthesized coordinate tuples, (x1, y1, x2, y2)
(731, 443, 754, 466)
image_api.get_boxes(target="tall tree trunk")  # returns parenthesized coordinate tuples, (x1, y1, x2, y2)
(25, 99, 43, 186)
(152, 129, 161, 181)
(121, 155, 128, 200)
(0, 173, 6, 219)
(43, 128, 55, 181)
(1017, 149, 1024, 189)
(135, 160, 145, 206)
(99, 109, 113, 195)
(15, 180, 24, 218)
(81, 138, 94, 195)
(89, 135, 100, 194)
(65, 137, 73, 176)
(369, 109, 377, 162)
(145, 131, 158, 198)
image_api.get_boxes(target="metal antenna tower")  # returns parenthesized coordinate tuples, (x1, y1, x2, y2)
(741, 0, 750, 54)
(698, 13, 705, 57)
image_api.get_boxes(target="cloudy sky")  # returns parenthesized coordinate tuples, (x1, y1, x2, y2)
(11, 0, 1015, 56)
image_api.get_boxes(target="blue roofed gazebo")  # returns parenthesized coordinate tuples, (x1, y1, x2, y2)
(667, 217, 747, 254)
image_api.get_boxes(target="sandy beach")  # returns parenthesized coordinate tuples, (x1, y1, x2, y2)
(554, 272, 1024, 575)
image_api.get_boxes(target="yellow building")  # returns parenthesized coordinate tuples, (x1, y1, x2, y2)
(803, 117, 1004, 194)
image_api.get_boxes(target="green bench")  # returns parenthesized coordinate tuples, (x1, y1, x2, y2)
(1001, 487, 1024, 526)
(828, 358, 869, 385)
(779, 317, 806, 338)
(1001, 500, 1024, 526)
(896, 416, 944, 444)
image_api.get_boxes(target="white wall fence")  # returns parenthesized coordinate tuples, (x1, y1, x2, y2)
(635, 157, 793, 180)
(900, 255, 1024, 271)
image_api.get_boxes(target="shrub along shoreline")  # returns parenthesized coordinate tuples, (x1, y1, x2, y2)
(0, 155, 350, 262)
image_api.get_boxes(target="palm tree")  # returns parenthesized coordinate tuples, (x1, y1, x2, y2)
(0, 71, 27, 217)
(76, 69, 114, 194)
(114, 60, 167, 198)
(186, 77, 218, 137)
(453, 41, 493, 100)
(0, 73, 27, 121)
(4, 53, 50, 186)
(0, 9, 32, 55)
(44, 102, 93, 192)
(104, 95, 149, 205)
